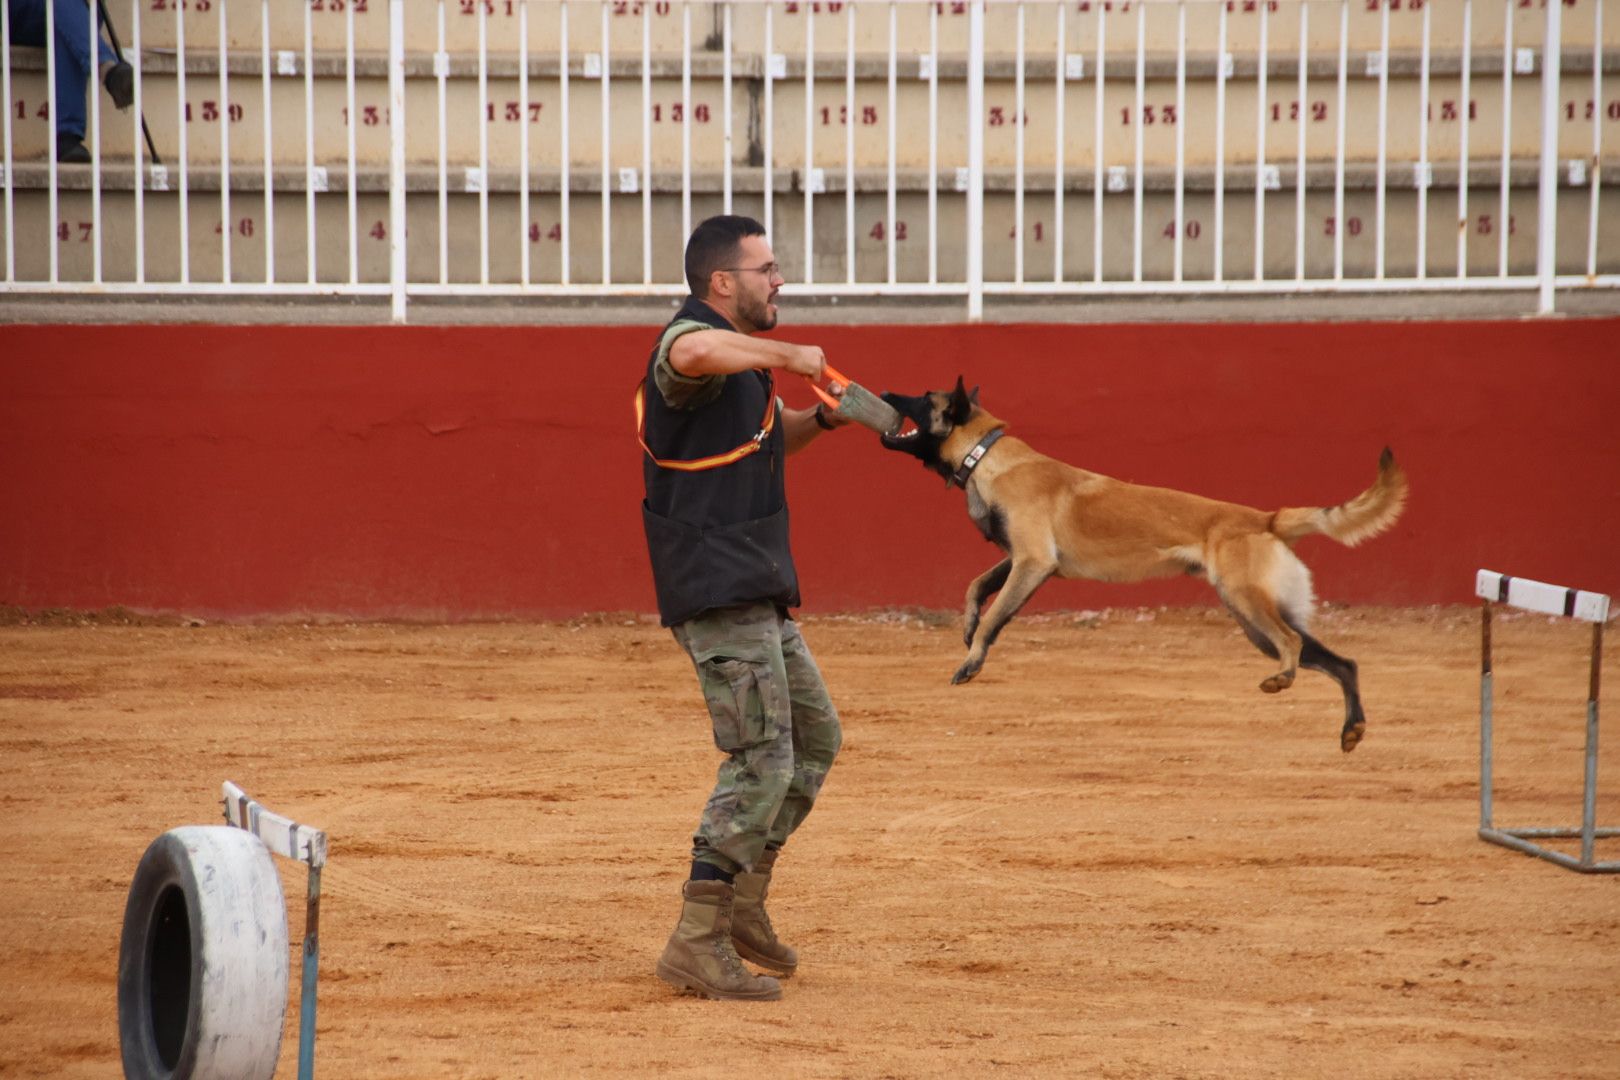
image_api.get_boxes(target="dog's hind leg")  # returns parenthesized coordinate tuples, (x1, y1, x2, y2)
(1210, 534, 1306, 695)
(1282, 615, 1366, 752)
(1221, 585, 1301, 693)
(963, 557, 1012, 648)
(952, 558, 1054, 685)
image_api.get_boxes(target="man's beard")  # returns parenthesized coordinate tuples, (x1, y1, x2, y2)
(739, 291, 777, 332)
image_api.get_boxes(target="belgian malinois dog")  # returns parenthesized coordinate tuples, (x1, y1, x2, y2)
(879, 378, 1408, 752)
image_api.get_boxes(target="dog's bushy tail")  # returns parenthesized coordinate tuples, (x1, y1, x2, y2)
(1271, 447, 1408, 547)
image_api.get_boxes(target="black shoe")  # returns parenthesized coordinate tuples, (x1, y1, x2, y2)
(104, 61, 134, 110)
(57, 137, 91, 164)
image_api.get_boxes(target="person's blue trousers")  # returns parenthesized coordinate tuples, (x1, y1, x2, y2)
(8, 0, 118, 143)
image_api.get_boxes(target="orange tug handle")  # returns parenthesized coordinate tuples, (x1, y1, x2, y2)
(806, 362, 851, 412)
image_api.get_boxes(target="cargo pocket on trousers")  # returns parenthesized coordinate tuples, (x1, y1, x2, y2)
(699, 657, 774, 752)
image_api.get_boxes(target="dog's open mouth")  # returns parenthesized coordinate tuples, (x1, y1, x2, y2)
(881, 418, 921, 447)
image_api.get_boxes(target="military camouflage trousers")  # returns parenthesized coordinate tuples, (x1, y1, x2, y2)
(671, 601, 842, 874)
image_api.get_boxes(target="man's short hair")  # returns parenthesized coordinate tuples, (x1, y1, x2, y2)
(685, 215, 766, 298)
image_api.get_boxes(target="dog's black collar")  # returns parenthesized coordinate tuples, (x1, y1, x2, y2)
(950, 428, 1005, 489)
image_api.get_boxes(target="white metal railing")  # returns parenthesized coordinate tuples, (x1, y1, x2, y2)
(0, 0, 1614, 322)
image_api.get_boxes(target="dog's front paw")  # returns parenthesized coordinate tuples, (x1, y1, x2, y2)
(1340, 721, 1365, 752)
(950, 659, 982, 685)
(962, 621, 978, 648)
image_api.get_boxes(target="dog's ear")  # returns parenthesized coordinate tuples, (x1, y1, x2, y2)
(948, 376, 975, 425)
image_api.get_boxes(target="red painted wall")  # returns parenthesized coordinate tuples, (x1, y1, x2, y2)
(2, 319, 1616, 620)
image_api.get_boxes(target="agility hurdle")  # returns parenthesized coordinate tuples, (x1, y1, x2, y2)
(223, 781, 329, 1080)
(1477, 570, 1615, 873)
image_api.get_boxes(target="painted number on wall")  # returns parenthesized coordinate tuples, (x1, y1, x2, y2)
(1270, 101, 1329, 124)
(650, 103, 712, 123)
(186, 101, 245, 123)
(1565, 99, 1620, 121)
(820, 105, 879, 126)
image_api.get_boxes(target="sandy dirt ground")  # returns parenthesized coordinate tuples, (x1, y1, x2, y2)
(1, 606, 1616, 1079)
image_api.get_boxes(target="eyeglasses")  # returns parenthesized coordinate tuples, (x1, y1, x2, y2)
(719, 262, 782, 279)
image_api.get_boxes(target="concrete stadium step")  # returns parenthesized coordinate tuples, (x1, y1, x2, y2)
(5, 181, 1608, 285)
(6, 49, 1615, 170)
(117, 0, 1611, 60)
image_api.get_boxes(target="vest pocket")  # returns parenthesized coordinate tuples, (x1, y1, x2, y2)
(642, 503, 798, 625)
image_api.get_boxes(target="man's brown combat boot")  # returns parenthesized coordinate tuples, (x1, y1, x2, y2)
(730, 847, 797, 977)
(656, 881, 783, 1001)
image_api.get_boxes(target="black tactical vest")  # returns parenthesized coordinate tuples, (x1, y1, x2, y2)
(640, 297, 800, 627)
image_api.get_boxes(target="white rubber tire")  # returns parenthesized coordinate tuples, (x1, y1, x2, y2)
(117, 826, 289, 1080)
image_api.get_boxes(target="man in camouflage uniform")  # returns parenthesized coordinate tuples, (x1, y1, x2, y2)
(639, 215, 847, 1002)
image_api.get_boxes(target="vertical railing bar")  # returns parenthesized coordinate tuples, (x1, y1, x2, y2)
(1588, 0, 1602, 278)
(1214, 1, 1226, 283)
(262, 0, 274, 285)
(477, 0, 489, 286)
(389, 0, 406, 321)
(927, 0, 937, 284)
(1, 0, 12, 283)
(682, 1, 692, 253)
(1376, 0, 1389, 281)
(1014, 0, 1025, 286)
(521, 0, 532, 287)
(967, 0, 984, 318)
(1173, 0, 1185, 283)
(887, 0, 896, 285)
(1499, 0, 1512, 278)
(307, 0, 317, 284)
(1333, 0, 1346, 281)
(764, 1, 774, 240)
(1417, 0, 1429, 279)
(1535, 0, 1562, 312)
(560, 0, 570, 285)
(1093, 1, 1103, 283)
(219, 0, 231, 286)
(601, 0, 611, 285)
(764, 2, 777, 241)
(1294, 1, 1306, 282)
(348, 0, 359, 285)
(1254, 0, 1267, 282)
(46, 0, 56, 284)
(177, 0, 189, 285)
(91, 0, 103, 284)
(1459, 0, 1472, 279)
(804, 5, 814, 285)
(1132, 1, 1144, 283)
(722, 1, 732, 215)
(436, 0, 448, 286)
(132, 0, 143, 284)
(641, 1, 651, 285)
(1052, 0, 1064, 284)
(844, 0, 854, 284)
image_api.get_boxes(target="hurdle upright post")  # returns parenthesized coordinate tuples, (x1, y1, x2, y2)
(223, 781, 329, 1079)
(1475, 570, 1615, 873)
(1480, 598, 1494, 833)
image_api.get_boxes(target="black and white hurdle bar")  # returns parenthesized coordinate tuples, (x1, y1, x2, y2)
(1476, 569, 1615, 874)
